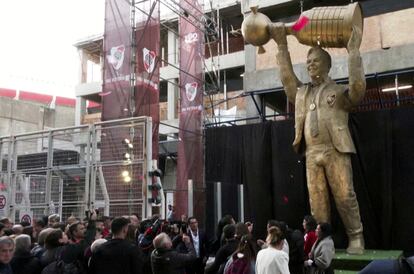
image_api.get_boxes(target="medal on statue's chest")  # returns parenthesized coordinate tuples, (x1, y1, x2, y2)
(310, 103, 316, 110)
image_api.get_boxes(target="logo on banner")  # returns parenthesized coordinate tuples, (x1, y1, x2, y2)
(185, 82, 198, 102)
(107, 45, 125, 70)
(185, 32, 199, 44)
(143, 48, 156, 73)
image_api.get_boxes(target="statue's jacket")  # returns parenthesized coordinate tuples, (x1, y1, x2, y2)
(292, 80, 358, 155)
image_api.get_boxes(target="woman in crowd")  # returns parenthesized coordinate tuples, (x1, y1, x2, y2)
(256, 226, 290, 274)
(303, 215, 317, 260)
(304, 223, 335, 274)
(224, 235, 257, 274)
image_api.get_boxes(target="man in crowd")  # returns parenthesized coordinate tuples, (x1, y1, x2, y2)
(187, 217, 209, 274)
(151, 232, 196, 274)
(0, 236, 14, 274)
(89, 217, 143, 274)
(61, 211, 97, 271)
(47, 214, 60, 227)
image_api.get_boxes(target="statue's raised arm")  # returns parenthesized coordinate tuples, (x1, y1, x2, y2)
(347, 26, 366, 105)
(270, 23, 303, 104)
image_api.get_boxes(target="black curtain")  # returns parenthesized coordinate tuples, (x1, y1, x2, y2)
(205, 107, 414, 252)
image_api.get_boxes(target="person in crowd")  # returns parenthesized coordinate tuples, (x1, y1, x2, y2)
(31, 228, 53, 259)
(224, 235, 257, 274)
(126, 223, 138, 244)
(0, 218, 13, 230)
(22, 225, 35, 245)
(85, 238, 107, 267)
(304, 223, 335, 274)
(0, 236, 14, 274)
(210, 215, 236, 255)
(66, 215, 78, 226)
(257, 220, 289, 255)
(61, 211, 97, 273)
(284, 223, 304, 274)
(40, 228, 68, 267)
(47, 214, 60, 227)
(303, 215, 318, 260)
(10, 225, 23, 239)
(151, 232, 196, 274)
(0, 223, 6, 237)
(245, 221, 254, 235)
(187, 216, 209, 274)
(10, 234, 42, 274)
(205, 224, 239, 274)
(33, 219, 46, 242)
(130, 214, 140, 227)
(101, 216, 112, 239)
(89, 217, 143, 274)
(83, 225, 104, 266)
(181, 214, 188, 223)
(256, 226, 290, 274)
(235, 222, 250, 241)
(90, 238, 107, 254)
(167, 205, 175, 222)
(358, 252, 414, 274)
(52, 222, 66, 233)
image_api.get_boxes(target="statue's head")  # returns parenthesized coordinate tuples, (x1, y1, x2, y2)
(307, 46, 331, 80)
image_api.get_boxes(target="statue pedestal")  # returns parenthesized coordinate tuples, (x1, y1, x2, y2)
(333, 249, 402, 273)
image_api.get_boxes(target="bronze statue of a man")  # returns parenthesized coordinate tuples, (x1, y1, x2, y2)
(271, 23, 365, 254)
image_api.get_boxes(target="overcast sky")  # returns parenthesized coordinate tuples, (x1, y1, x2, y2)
(0, 0, 105, 98)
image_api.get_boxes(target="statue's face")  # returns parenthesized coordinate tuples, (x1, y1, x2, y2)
(307, 51, 329, 79)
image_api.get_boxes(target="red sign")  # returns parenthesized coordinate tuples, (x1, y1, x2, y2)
(21, 214, 31, 224)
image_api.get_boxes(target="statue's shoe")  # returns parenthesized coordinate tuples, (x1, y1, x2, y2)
(346, 233, 365, 255)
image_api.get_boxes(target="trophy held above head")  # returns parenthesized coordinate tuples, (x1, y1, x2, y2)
(241, 2, 363, 51)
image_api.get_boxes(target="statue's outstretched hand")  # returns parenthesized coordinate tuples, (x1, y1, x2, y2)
(347, 26, 362, 52)
(269, 22, 287, 46)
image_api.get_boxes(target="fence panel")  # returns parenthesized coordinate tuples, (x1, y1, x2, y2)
(0, 117, 151, 222)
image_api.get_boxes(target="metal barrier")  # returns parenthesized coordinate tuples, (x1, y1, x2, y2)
(0, 117, 152, 223)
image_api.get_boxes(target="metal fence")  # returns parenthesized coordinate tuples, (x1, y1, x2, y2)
(0, 117, 152, 223)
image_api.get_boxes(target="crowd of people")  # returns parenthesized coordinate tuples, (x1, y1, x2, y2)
(0, 212, 412, 274)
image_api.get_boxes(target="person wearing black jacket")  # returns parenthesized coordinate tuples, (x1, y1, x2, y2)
(187, 217, 209, 274)
(11, 234, 42, 274)
(151, 232, 196, 274)
(60, 211, 97, 273)
(205, 224, 239, 274)
(89, 217, 143, 274)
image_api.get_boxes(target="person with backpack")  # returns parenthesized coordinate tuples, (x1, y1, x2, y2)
(224, 235, 257, 274)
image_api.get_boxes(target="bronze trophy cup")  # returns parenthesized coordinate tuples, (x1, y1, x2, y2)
(241, 2, 363, 52)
